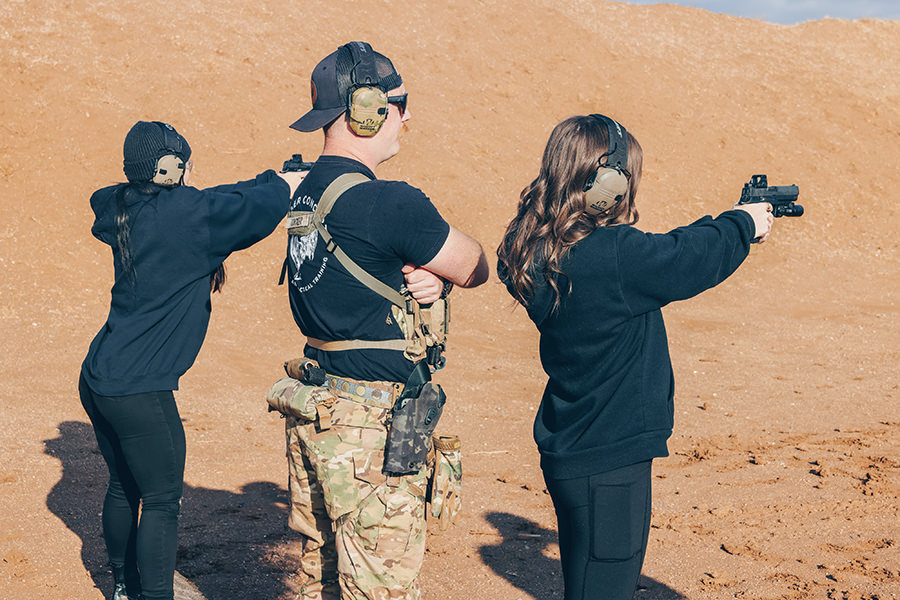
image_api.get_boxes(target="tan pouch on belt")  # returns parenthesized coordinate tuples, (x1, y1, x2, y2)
(429, 434, 462, 530)
(266, 377, 333, 421)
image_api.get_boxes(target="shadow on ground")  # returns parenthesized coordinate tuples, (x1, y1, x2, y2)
(45, 421, 686, 600)
(479, 512, 685, 600)
(44, 421, 302, 600)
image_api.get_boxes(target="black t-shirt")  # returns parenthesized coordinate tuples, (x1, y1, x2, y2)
(286, 156, 450, 383)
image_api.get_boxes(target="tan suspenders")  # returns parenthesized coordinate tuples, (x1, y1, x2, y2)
(285, 173, 449, 369)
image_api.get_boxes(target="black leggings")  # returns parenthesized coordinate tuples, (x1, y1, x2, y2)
(544, 460, 652, 600)
(79, 375, 185, 600)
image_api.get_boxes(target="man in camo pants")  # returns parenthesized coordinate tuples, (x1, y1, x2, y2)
(274, 41, 488, 599)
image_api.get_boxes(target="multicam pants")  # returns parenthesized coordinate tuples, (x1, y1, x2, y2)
(282, 380, 428, 600)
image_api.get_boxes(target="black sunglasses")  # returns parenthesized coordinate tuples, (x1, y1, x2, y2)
(386, 93, 408, 115)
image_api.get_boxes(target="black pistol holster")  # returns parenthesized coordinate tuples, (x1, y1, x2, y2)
(383, 361, 445, 476)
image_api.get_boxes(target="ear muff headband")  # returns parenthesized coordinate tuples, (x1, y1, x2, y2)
(583, 114, 629, 215)
(152, 122, 187, 185)
(345, 42, 388, 137)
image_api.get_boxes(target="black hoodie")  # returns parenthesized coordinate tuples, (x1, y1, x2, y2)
(81, 171, 289, 397)
(501, 210, 755, 479)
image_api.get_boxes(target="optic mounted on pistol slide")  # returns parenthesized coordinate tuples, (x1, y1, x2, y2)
(282, 154, 316, 172)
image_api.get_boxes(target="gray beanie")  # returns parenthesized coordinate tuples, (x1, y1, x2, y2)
(122, 121, 192, 182)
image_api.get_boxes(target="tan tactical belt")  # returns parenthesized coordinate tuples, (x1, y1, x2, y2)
(305, 336, 409, 353)
(284, 357, 403, 408)
(324, 374, 402, 408)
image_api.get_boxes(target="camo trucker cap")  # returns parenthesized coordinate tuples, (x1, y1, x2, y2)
(290, 41, 403, 132)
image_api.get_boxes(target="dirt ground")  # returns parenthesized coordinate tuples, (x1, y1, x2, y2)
(2, 1, 899, 599)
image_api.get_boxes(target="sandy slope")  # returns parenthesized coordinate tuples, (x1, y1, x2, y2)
(1, 0, 898, 598)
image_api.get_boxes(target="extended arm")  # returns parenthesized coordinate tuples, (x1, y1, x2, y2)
(206, 170, 292, 260)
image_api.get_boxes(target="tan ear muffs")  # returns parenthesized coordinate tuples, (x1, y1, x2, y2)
(583, 114, 630, 216)
(583, 166, 629, 215)
(347, 86, 388, 137)
(152, 154, 185, 185)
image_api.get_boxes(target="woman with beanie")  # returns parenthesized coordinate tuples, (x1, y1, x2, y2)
(79, 121, 303, 600)
(497, 114, 774, 600)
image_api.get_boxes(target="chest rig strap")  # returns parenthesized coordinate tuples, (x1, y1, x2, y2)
(285, 173, 446, 368)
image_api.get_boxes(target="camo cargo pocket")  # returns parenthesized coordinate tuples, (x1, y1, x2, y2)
(352, 426, 388, 488)
(353, 471, 427, 555)
(266, 377, 333, 421)
(429, 435, 462, 530)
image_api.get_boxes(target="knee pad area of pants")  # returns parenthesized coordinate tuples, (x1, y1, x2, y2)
(139, 493, 182, 516)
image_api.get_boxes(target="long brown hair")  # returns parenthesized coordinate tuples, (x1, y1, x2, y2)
(497, 115, 643, 310)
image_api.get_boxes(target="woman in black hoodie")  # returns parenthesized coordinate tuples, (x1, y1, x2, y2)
(497, 115, 774, 600)
(79, 121, 302, 600)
